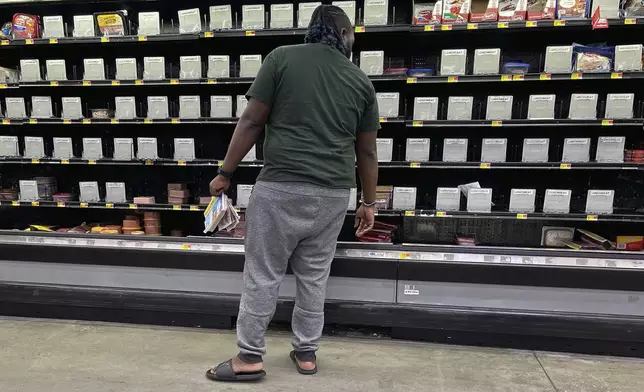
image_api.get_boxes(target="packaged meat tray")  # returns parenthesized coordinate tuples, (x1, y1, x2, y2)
(12, 13, 41, 39)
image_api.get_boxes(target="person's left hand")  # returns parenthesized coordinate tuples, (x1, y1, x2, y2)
(209, 175, 230, 196)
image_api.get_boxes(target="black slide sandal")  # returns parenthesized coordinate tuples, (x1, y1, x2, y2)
(206, 359, 266, 382)
(290, 351, 318, 375)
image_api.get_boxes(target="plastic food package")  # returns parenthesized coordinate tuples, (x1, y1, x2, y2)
(178, 8, 202, 33)
(12, 14, 40, 39)
(413, 2, 443, 24)
(333, 1, 357, 25)
(502, 62, 530, 74)
(499, 0, 527, 20)
(527, 0, 556, 19)
(43, 15, 65, 38)
(20, 59, 41, 82)
(73, 15, 95, 37)
(557, 0, 590, 18)
(95, 12, 129, 36)
(46, 59, 67, 80)
(443, 0, 471, 23)
(31, 96, 53, 118)
(621, 0, 644, 17)
(210, 5, 233, 30)
(470, 0, 499, 21)
(91, 108, 114, 119)
(138, 12, 161, 35)
(204, 193, 240, 233)
(271, 4, 294, 28)
(364, 0, 389, 25)
(298, 2, 321, 27)
(573, 46, 613, 73)
(242, 5, 265, 29)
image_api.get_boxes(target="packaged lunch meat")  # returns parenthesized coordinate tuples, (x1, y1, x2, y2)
(442, 0, 471, 23)
(413, 2, 443, 24)
(621, 0, 644, 17)
(499, 0, 527, 20)
(557, 0, 590, 18)
(12, 13, 41, 39)
(94, 11, 129, 36)
(527, 0, 556, 19)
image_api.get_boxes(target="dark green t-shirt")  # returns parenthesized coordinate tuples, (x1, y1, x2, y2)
(246, 43, 380, 189)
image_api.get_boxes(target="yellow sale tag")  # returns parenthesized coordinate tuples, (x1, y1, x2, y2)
(424, 25, 435, 31)
(571, 73, 582, 80)
(447, 76, 458, 83)
(129, 204, 137, 209)
(11, 201, 19, 206)
(181, 244, 191, 250)
(29, 119, 37, 124)
(80, 202, 89, 208)
(135, 80, 144, 85)
(61, 159, 69, 164)
(63, 119, 71, 124)
(204, 32, 214, 38)
(105, 203, 114, 209)
(25, 39, 34, 45)
(1, 40, 9, 45)
(513, 75, 524, 81)
(172, 119, 181, 124)
(88, 160, 96, 165)
(554, 20, 566, 26)
(400, 252, 411, 259)
(540, 73, 551, 80)
(1, 119, 9, 125)
(144, 119, 152, 124)
(441, 25, 452, 31)
(378, 117, 387, 123)
(57, 202, 65, 207)
(178, 161, 187, 166)
(491, 121, 502, 127)
(625, 18, 637, 24)
(560, 163, 572, 169)
(245, 30, 256, 36)
(497, 22, 509, 28)
(406, 77, 417, 84)
(0, 84, 7, 90)
(354, 26, 366, 33)
(611, 72, 623, 79)
(31, 158, 39, 164)
(83, 81, 92, 86)
(586, 215, 598, 221)
(145, 160, 153, 165)
(111, 119, 119, 124)
(170, 79, 179, 85)
(49, 38, 58, 44)
(501, 75, 512, 81)
(111, 81, 120, 86)
(526, 21, 537, 27)
(410, 162, 421, 168)
(436, 211, 447, 217)
(517, 213, 528, 219)
(82, 119, 91, 124)
(207, 79, 217, 84)
(467, 23, 478, 30)
(412, 121, 423, 127)
(190, 206, 200, 211)
(480, 163, 491, 169)
(50, 81, 59, 87)
(602, 119, 614, 126)
(31, 201, 39, 207)
(138, 36, 147, 41)
(101, 37, 110, 43)
(404, 211, 416, 216)
(173, 205, 182, 211)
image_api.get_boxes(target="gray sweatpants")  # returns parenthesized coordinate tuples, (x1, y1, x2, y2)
(237, 181, 350, 357)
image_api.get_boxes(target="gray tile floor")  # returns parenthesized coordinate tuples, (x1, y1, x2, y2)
(0, 318, 642, 392)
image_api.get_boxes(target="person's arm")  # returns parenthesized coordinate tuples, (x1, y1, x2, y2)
(219, 98, 269, 173)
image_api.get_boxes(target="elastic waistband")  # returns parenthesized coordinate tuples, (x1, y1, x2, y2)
(256, 181, 350, 198)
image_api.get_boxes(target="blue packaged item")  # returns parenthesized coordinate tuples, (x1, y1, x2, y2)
(408, 68, 435, 76)
(502, 62, 531, 74)
(572, 45, 614, 73)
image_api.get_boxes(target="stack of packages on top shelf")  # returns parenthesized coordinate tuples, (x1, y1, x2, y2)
(203, 194, 240, 234)
(168, 183, 189, 205)
(358, 221, 397, 243)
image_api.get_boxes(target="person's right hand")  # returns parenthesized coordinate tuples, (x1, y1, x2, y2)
(209, 175, 230, 196)
(355, 205, 375, 237)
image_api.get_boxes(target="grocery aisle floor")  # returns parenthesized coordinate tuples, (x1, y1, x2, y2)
(1, 318, 643, 392)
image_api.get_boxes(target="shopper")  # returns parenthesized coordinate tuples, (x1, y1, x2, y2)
(206, 5, 379, 382)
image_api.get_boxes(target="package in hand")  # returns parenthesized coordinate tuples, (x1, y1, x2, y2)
(203, 194, 240, 233)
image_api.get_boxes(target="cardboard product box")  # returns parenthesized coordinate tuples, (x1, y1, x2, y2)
(443, 138, 468, 162)
(393, 187, 417, 210)
(210, 96, 233, 118)
(237, 185, 254, 208)
(106, 182, 127, 203)
(31, 96, 53, 118)
(509, 189, 536, 213)
(480, 138, 507, 162)
(413, 2, 443, 24)
(144, 57, 166, 80)
(73, 15, 95, 37)
(146, 96, 169, 119)
(527, 0, 556, 20)
(113, 138, 134, 160)
(543, 189, 571, 214)
(498, 0, 527, 20)
(334, 1, 357, 25)
(364, 0, 389, 25)
(115, 58, 137, 80)
(595, 136, 625, 163)
(527, 94, 555, 120)
(237, 95, 248, 117)
(240, 55, 262, 78)
(43, 15, 65, 38)
(271, 4, 294, 28)
(616, 236, 644, 251)
(138, 11, 161, 35)
(544, 46, 573, 74)
(406, 138, 431, 161)
(376, 93, 400, 117)
(562, 138, 590, 162)
(557, 0, 590, 18)
(20, 59, 41, 82)
(470, 0, 499, 22)
(568, 94, 598, 120)
(53, 137, 73, 159)
(83, 58, 105, 80)
(360, 51, 384, 76)
(486, 96, 513, 120)
(46, 59, 67, 81)
(137, 137, 159, 160)
(413, 97, 439, 120)
(585, 189, 614, 214)
(179, 96, 201, 119)
(242, 5, 266, 29)
(179, 56, 202, 80)
(0, 136, 19, 157)
(591, 0, 620, 18)
(174, 138, 196, 161)
(24, 136, 45, 158)
(440, 49, 467, 76)
(436, 187, 461, 211)
(298, 2, 321, 27)
(79, 181, 100, 203)
(442, 0, 471, 23)
(6, 97, 26, 119)
(467, 188, 492, 212)
(522, 138, 549, 162)
(376, 138, 393, 162)
(208, 55, 230, 78)
(61, 97, 82, 119)
(210, 5, 233, 30)
(447, 96, 473, 120)
(614, 44, 643, 72)
(605, 94, 634, 119)
(178, 8, 202, 33)
(115, 96, 137, 119)
(82, 138, 103, 160)
(473, 48, 501, 75)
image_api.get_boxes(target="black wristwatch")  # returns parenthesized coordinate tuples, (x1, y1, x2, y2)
(217, 166, 234, 179)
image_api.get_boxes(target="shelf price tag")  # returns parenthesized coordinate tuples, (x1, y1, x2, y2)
(601, 119, 614, 126)
(190, 205, 200, 211)
(83, 81, 92, 86)
(409, 162, 421, 168)
(173, 205, 182, 211)
(111, 81, 120, 86)
(400, 252, 411, 259)
(625, 18, 637, 25)
(80, 202, 89, 208)
(207, 79, 217, 84)
(31, 201, 39, 207)
(245, 30, 256, 36)
(170, 79, 179, 85)
(412, 121, 423, 127)
(61, 159, 69, 164)
(49, 38, 58, 44)
(111, 119, 119, 124)
(1, 119, 9, 125)
(50, 81, 59, 87)
(145, 160, 153, 165)
(436, 211, 447, 217)
(404, 211, 416, 216)
(467, 23, 478, 30)
(217, 161, 224, 167)
(586, 215, 599, 221)
(88, 160, 96, 165)
(0, 83, 7, 89)
(138, 36, 147, 41)
(447, 76, 458, 83)
(526, 21, 537, 28)
(501, 75, 512, 81)
(441, 25, 452, 31)
(57, 202, 65, 207)
(516, 213, 528, 219)
(491, 121, 502, 127)
(497, 22, 509, 28)
(571, 73, 582, 80)
(554, 20, 566, 27)
(560, 163, 572, 169)
(423, 25, 435, 32)
(513, 75, 524, 81)
(378, 117, 387, 123)
(406, 77, 417, 84)
(135, 80, 144, 85)
(63, 119, 71, 124)
(354, 26, 366, 33)
(29, 119, 37, 124)
(144, 118, 153, 124)
(540, 73, 552, 80)
(479, 162, 491, 169)
(171, 118, 181, 124)
(1, 40, 9, 45)
(101, 37, 110, 43)
(181, 244, 191, 250)
(31, 158, 39, 164)
(25, 39, 34, 45)
(129, 204, 137, 209)
(11, 201, 19, 206)
(105, 203, 114, 209)
(178, 161, 187, 166)
(82, 119, 91, 124)
(611, 72, 623, 79)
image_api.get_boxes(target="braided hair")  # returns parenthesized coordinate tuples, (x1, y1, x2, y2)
(304, 5, 352, 57)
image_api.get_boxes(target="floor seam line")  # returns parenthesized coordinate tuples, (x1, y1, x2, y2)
(533, 352, 559, 392)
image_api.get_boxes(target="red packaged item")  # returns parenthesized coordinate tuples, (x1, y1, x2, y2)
(12, 13, 41, 39)
(527, 0, 556, 20)
(470, 0, 499, 22)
